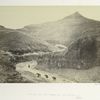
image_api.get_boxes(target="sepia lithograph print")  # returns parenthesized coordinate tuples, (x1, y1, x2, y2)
(0, 6, 100, 83)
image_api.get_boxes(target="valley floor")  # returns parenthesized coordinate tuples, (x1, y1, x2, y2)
(16, 61, 100, 83)
(16, 62, 74, 83)
(41, 66, 100, 83)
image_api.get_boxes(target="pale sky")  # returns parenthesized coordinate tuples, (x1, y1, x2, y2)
(0, 6, 100, 29)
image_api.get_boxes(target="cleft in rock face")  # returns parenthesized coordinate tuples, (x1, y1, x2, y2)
(65, 36, 97, 69)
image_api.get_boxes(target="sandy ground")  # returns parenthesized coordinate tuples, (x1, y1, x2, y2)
(41, 66, 100, 83)
(16, 61, 74, 83)
(16, 61, 100, 83)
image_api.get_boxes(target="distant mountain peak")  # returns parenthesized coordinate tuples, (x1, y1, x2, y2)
(63, 12, 85, 20)
(72, 12, 82, 17)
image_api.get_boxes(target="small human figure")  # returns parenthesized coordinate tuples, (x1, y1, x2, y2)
(45, 75, 48, 78)
(28, 65, 30, 68)
(52, 76, 56, 80)
(36, 73, 41, 77)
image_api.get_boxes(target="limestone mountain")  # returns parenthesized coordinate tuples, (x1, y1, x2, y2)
(19, 12, 100, 45)
(19, 12, 100, 69)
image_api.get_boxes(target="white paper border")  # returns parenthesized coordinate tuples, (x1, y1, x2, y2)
(0, 83, 100, 100)
(0, 0, 100, 5)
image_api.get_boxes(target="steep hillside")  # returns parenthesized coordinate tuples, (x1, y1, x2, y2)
(1, 12, 100, 70)
(0, 27, 50, 55)
(19, 12, 100, 69)
(19, 12, 100, 45)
